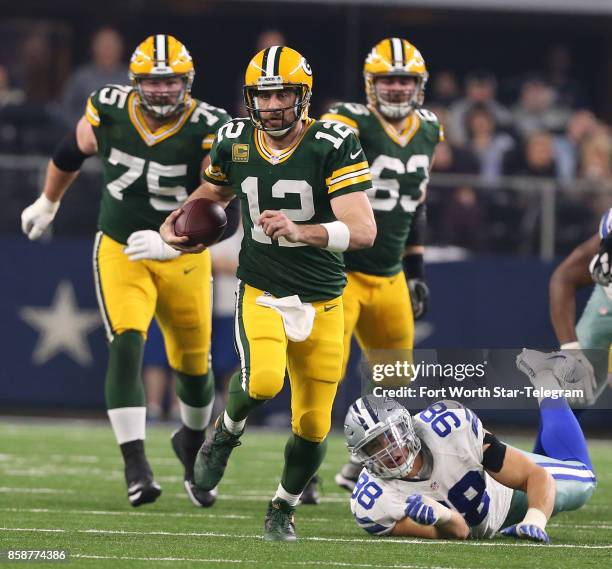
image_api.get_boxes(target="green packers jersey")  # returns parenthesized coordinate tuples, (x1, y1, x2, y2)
(203, 117, 372, 302)
(86, 84, 230, 243)
(321, 103, 443, 276)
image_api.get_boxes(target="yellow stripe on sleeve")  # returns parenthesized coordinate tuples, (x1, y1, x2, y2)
(85, 97, 100, 127)
(320, 113, 359, 132)
(326, 160, 369, 186)
(202, 134, 215, 150)
(204, 165, 227, 182)
(439, 124, 445, 142)
(328, 172, 372, 194)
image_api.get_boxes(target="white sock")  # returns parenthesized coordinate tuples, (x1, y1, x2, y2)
(179, 399, 214, 431)
(273, 483, 301, 507)
(223, 410, 246, 435)
(533, 370, 561, 404)
(107, 407, 146, 444)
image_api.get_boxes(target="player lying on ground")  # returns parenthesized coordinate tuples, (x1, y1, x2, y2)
(345, 349, 596, 542)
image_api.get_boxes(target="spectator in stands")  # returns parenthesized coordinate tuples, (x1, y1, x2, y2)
(446, 70, 512, 147)
(579, 130, 612, 182)
(430, 70, 460, 107)
(441, 186, 485, 250)
(0, 65, 25, 107)
(545, 44, 588, 109)
(61, 27, 128, 126)
(554, 110, 600, 181)
(512, 76, 571, 140)
(508, 131, 558, 178)
(465, 104, 515, 182)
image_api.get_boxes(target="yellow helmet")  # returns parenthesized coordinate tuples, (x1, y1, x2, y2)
(364, 38, 428, 118)
(129, 34, 195, 119)
(244, 46, 313, 136)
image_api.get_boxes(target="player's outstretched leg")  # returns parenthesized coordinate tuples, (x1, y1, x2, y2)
(516, 349, 594, 470)
(194, 372, 264, 491)
(171, 370, 217, 507)
(264, 434, 328, 541)
(106, 330, 161, 507)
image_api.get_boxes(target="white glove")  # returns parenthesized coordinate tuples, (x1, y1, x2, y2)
(21, 194, 60, 240)
(124, 230, 181, 261)
(589, 252, 611, 286)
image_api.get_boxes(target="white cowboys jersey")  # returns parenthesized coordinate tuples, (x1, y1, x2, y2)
(350, 401, 513, 538)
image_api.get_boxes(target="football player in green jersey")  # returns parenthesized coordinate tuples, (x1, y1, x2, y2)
(319, 38, 444, 493)
(21, 34, 238, 508)
(161, 46, 376, 541)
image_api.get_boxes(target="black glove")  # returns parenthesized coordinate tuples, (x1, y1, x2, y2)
(403, 254, 429, 320)
(408, 279, 430, 320)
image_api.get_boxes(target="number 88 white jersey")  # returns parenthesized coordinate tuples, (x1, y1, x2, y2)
(350, 401, 513, 538)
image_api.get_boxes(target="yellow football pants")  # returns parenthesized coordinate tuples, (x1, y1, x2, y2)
(342, 270, 414, 377)
(93, 232, 212, 375)
(235, 282, 344, 443)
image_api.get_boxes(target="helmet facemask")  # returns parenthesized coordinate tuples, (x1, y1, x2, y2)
(244, 81, 311, 137)
(350, 409, 421, 479)
(132, 72, 194, 119)
(367, 72, 427, 119)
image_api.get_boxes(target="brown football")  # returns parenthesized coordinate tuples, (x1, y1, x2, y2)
(174, 198, 227, 247)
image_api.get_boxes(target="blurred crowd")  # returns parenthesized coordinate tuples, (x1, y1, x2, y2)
(0, 25, 610, 254)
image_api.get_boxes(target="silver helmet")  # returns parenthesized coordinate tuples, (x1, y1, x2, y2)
(344, 395, 421, 479)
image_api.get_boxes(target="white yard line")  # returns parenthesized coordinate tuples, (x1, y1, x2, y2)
(1, 527, 610, 549)
(0, 507, 250, 520)
(0, 487, 75, 494)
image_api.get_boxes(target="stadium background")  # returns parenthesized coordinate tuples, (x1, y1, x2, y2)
(1, 0, 611, 430)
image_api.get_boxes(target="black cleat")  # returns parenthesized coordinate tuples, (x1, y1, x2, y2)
(334, 460, 361, 492)
(121, 439, 161, 507)
(264, 499, 297, 542)
(194, 414, 242, 492)
(125, 465, 162, 507)
(171, 426, 218, 507)
(299, 475, 321, 505)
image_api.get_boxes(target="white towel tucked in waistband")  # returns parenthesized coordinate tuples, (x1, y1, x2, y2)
(255, 294, 315, 342)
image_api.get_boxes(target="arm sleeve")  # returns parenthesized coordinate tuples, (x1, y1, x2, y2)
(320, 102, 363, 135)
(405, 203, 427, 247)
(84, 92, 101, 127)
(202, 135, 231, 186)
(202, 110, 232, 151)
(324, 129, 372, 200)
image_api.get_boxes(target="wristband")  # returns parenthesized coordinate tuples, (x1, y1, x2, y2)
(560, 341, 580, 350)
(322, 221, 350, 252)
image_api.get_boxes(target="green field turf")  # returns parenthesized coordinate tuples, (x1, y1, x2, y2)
(0, 419, 610, 569)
